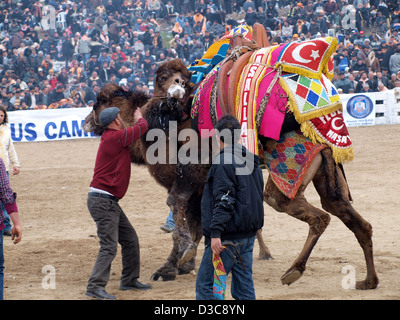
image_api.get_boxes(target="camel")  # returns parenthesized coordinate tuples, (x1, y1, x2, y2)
(83, 38, 378, 289)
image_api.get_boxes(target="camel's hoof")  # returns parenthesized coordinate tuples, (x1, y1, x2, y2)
(178, 243, 197, 266)
(178, 260, 195, 275)
(150, 268, 177, 282)
(259, 252, 273, 260)
(356, 277, 379, 290)
(281, 268, 303, 286)
(150, 272, 176, 282)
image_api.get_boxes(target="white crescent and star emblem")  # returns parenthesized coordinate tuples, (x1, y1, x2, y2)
(331, 117, 344, 131)
(292, 42, 320, 63)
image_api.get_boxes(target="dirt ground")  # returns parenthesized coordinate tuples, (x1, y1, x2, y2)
(2, 124, 399, 300)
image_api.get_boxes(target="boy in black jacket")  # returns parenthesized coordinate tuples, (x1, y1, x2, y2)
(195, 115, 264, 300)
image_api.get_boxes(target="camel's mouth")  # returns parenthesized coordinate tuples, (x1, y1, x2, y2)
(167, 84, 186, 100)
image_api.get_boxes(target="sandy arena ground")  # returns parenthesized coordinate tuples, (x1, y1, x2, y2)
(2, 124, 399, 300)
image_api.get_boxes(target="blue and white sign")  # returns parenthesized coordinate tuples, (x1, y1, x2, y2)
(341, 93, 376, 126)
(8, 108, 96, 142)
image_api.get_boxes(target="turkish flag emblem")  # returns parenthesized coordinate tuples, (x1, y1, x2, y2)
(279, 39, 330, 72)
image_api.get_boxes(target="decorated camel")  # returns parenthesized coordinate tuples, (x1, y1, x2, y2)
(83, 24, 378, 289)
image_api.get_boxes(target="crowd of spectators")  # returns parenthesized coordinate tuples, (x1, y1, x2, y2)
(1, 0, 400, 111)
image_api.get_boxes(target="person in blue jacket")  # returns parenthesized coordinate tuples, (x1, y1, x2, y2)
(195, 114, 264, 300)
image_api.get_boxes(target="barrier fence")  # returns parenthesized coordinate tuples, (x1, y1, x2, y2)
(7, 90, 400, 143)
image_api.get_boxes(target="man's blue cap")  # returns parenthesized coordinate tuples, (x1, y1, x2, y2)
(99, 107, 120, 127)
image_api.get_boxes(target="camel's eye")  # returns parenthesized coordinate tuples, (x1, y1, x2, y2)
(161, 76, 168, 82)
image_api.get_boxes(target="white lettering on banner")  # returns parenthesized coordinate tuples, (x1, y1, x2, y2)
(8, 108, 96, 142)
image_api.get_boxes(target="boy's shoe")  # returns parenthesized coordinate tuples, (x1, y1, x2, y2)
(160, 224, 174, 233)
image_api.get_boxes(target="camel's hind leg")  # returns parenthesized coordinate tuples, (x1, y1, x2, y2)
(264, 153, 331, 285)
(312, 149, 379, 289)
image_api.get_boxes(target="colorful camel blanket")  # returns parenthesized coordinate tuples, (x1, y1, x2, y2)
(212, 251, 227, 300)
(191, 36, 353, 164)
(191, 63, 222, 135)
(233, 37, 353, 163)
(264, 130, 327, 199)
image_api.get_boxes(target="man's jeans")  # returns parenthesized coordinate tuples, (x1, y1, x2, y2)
(1, 203, 11, 232)
(196, 236, 256, 300)
(0, 230, 4, 300)
(86, 195, 140, 291)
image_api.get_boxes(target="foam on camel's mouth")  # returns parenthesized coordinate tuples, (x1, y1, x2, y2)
(167, 84, 186, 99)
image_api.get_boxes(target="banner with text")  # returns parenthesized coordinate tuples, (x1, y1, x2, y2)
(8, 108, 96, 143)
(341, 92, 376, 127)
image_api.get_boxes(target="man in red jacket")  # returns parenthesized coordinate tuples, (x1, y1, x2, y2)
(86, 106, 151, 300)
(0, 158, 22, 300)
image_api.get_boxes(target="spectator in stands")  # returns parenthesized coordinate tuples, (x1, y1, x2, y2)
(360, 82, 373, 93)
(353, 58, 369, 74)
(334, 71, 353, 94)
(389, 47, 400, 75)
(0, 0, 399, 112)
(242, 0, 255, 13)
(376, 70, 391, 89)
(355, 71, 373, 93)
(50, 84, 66, 104)
(245, 7, 257, 27)
(378, 81, 389, 91)
(210, 20, 224, 37)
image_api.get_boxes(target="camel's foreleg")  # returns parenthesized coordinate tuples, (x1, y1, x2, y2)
(151, 192, 195, 281)
(166, 191, 197, 267)
(178, 193, 203, 275)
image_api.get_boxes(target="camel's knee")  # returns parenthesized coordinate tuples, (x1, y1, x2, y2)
(309, 212, 331, 235)
(166, 193, 176, 208)
(264, 193, 285, 212)
(363, 221, 373, 237)
(263, 179, 286, 212)
(291, 200, 331, 235)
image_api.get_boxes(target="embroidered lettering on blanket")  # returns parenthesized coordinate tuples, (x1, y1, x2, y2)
(236, 47, 272, 155)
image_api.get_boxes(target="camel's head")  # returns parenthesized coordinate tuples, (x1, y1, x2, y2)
(154, 58, 193, 102)
(138, 59, 194, 131)
(82, 59, 193, 135)
(82, 83, 149, 136)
